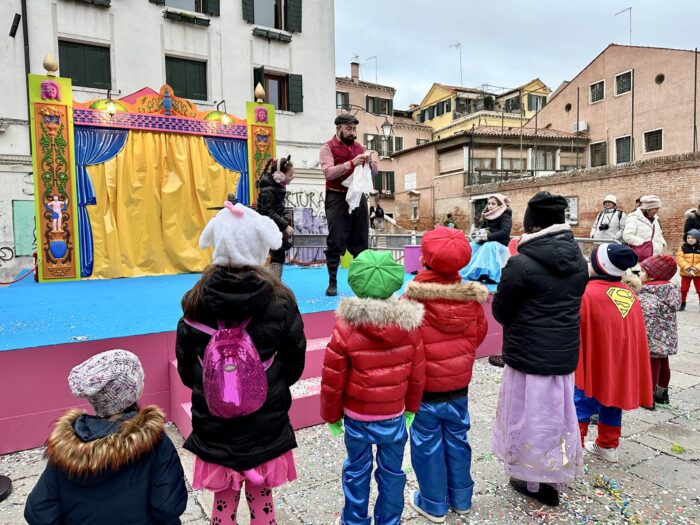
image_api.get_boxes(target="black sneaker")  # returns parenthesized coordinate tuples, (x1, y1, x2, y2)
(488, 355, 505, 368)
(509, 478, 559, 507)
(680, 302, 686, 311)
(655, 388, 670, 405)
(0, 475, 11, 503)
(325, 282, 337, 296)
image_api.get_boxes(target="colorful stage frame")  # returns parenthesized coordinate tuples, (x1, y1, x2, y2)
(28, 72, 276, 281)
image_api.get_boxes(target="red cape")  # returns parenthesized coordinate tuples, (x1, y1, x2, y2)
(576, 279, 653, 410)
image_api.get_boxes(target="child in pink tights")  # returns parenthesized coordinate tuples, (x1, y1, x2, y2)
(176, 203, 307, 524)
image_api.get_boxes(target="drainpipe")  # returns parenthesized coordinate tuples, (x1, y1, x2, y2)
(21, 0, 32, 154)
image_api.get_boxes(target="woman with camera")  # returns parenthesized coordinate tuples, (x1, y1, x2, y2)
(590, 195, 626, 242)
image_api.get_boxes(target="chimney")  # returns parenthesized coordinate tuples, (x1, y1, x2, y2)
(351, 62, 360, 82)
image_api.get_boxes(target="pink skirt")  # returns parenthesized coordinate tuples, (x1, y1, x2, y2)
(192, 450, 297, 492)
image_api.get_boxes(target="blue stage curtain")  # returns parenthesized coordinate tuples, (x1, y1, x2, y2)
(75, 126, 128, 277)
(204, 137, 250, 205)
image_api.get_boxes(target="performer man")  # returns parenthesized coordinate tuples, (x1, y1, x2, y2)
(319, 114, 378, 296)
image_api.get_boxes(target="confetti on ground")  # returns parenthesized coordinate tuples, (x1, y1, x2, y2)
(671, 443, 687, 454)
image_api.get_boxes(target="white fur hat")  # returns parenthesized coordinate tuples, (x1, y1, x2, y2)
(200, 202, 282, 267)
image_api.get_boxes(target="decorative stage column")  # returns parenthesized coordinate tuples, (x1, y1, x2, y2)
(29, 71, 80, 281)
(246, 86, 276, 205)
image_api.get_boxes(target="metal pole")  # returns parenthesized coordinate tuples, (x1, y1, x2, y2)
(21, 0, 32, 155)
(631, 68, 635, 161)
(576, 86, 580, 168)
(694, 48, 698, 152)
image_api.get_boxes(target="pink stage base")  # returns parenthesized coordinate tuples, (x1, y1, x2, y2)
(0, 303, 501, 455)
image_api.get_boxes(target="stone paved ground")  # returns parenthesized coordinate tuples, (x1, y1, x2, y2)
(3, 310, 700, 524)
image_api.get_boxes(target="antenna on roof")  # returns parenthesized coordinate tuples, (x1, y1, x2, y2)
(448, 42, 463, 87)
(365, 56, 378, 83)
(614, 7, 632, 45)
(351, 53, 359, 62)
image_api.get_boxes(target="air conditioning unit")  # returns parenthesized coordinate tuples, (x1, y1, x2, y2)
(572, 121, 588, 132)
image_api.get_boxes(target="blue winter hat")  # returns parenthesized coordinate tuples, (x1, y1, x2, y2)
(591, 243, 638, 278)
(688, 229, 700, 242)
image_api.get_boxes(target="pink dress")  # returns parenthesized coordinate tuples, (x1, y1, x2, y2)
(192, 450, 297, 491)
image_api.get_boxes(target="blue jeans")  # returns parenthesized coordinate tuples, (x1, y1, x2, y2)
(341, 416, 407, 525)
(410, 397, 473, 517)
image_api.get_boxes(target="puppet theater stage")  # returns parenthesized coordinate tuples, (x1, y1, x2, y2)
(0, 71, 501, 455)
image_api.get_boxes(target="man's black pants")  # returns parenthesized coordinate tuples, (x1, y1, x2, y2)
(324, 191, 369, 266)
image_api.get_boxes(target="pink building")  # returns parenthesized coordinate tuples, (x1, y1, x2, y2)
(528, 44, 700, 167)
(335, 63, 431, 221)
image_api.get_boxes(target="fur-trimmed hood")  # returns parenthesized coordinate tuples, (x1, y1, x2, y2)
(336, 296, 424, 331)
(46, 406, 165, 478)
(405, 281, 489, 334)
(622, 273, 643, 293)
(404, 280, 489, 304)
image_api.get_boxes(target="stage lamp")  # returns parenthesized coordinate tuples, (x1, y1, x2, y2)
(216, 100, 230, 126)
(106, 88, 116, 117)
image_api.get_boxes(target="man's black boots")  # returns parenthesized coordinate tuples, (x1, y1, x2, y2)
(326, 262, 338, 296)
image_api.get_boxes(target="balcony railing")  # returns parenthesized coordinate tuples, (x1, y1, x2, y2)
(465, 168, 580, 187)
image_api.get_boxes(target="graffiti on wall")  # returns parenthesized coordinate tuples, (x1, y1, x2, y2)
(285, 189, 325, 210)
(0, 246, 15, 266)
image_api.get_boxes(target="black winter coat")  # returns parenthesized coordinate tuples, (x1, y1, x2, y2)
(257, 173, 288, 232)
(492, 225, 588, 375)
(25, 407, 187, 525)
(176, 267, 306, 471)
(684, 209, 700, 235)
(480, 208, 513, 246)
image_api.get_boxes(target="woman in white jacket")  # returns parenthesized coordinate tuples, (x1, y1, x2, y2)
(623, 195, 666, 259)
(590, 194, 626, 242)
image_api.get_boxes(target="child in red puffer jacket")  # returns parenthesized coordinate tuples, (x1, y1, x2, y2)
(403, 226, 488, 522)
(321, 250, 425, 525)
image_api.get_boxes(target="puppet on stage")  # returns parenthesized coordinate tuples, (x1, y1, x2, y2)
(575, 243, 653, 464)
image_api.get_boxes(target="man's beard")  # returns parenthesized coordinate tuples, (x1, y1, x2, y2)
(339, 133, 355, 145)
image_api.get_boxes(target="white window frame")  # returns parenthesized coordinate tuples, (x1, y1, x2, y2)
(614, 134, 632, 164)
(642, 128, 664, 154)
(589, 140, 607, 167)
(589, 79, 605, 104)
(614, 69, 633, 97)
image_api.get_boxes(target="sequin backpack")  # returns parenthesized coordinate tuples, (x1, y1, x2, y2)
(184, 319, 273, 418)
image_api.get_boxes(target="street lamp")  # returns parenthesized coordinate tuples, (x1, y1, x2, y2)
(381, 116, 392, 138)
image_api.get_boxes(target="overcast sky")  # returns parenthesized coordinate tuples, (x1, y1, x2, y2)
(334, 0, 700, 109)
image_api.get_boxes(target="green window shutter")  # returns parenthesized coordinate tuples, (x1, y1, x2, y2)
(253, 66, 265, 95)
(242, 0, 254, 22)
(387, 137, 394, 155)
(387, 172, 395, 193)
(395, 136, 403, 151)
(365, 96, 371, 113)
(188, 60, 207, 100)
(287, 74, 303, 112)
(388, 99, 393, 115)
(373, 172, 383, 191)
(203, 0, 220, 16)
(85, 45, 110, 89)
(284, 0, 302, 32)
(376, 97, 382, 115)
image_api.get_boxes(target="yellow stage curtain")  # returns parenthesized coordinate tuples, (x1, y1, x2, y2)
(87, 131, 240, 279)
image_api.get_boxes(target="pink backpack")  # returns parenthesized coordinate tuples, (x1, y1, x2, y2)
(184, 318, 273, 418)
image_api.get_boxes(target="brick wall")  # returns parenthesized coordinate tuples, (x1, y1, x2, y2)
(462, 152, 700, 252)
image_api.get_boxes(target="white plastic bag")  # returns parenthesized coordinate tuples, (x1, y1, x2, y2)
(342, 163, 374, 213)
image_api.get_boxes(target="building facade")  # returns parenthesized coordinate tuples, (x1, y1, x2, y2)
(335, 62, 431, 221)
(0, 0, 335, 278)
(412, 79, 551, 140)
(527, 44, 700, 168)
(390, 126, 588, 231)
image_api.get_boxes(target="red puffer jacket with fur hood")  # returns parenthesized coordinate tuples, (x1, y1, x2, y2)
(321, 296, 426, 423)
(403, 280, 489, 401)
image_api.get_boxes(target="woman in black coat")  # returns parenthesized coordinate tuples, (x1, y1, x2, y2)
(257, 155, 295, 279)
(477, 194, 512, 246)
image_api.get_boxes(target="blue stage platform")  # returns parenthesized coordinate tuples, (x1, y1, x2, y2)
(0, 266, 416, 352)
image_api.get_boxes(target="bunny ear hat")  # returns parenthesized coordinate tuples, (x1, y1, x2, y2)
(200, 202, 282, 267)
